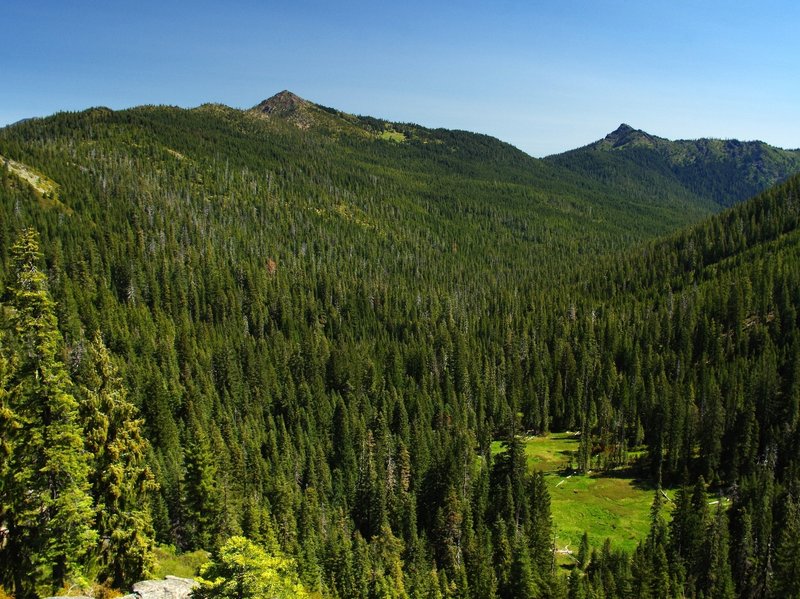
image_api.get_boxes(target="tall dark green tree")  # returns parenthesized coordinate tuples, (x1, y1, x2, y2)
(526, 471, 554, 579)
(701, 503, 735, 599)
(78, 331, 158, 588)
(668, 476, 708, 594)
(0, 228, 96, 597)
(182, 420, 223, 550)
(0, 334, 17, 589)
(773, 493, 800, 598)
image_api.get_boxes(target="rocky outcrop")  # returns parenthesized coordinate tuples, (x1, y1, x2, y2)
(44, 575, 197, 599)
(130, 576, 197, 599)
(251, 90, 311, 118)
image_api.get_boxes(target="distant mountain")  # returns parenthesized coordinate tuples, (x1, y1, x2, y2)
(252, 92, 800, 213)
(547, 123, 800, 208)
(248, 90, 541, 172)
(0, 94, 713, 299)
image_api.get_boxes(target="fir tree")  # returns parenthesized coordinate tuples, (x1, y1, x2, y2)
(701, 503, 735, 599)
(526, 471, 554, 577)
(78, 331, 158, 588)
(773, 494, 800, 598)
(0, 228, 96, 597)
(577, 532, 590, 571)
(509, 533, 538, 599)
(182, 421, 223, 550)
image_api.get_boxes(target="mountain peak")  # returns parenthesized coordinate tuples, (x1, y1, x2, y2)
(599, 123, 658, 149)
(248, 90, 385, 138)
(252, 91, 311, 116)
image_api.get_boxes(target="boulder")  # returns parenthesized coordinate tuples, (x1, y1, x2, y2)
(43, 575, 196, 599)
(132, 576, 197, 599)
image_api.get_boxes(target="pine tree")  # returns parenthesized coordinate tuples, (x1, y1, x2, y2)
(0, 228, 96, 597)
(567, 567, 586, 599)
(509, 533, 537, 599)
(730, 506, 757, 598)
(0, 339, 15, 469)
(669, 476, 708, 594)
(526, 471, 554, 580)
(577, 532, 590, 570)
(183, 421, 223, 550)
(773, 494, 800, 598)
(78, 331, 158, 588)
(492, 518, 513, 599)
(644, 488, 671, 599)
(0, 334, 18, 589)
(701, 503, 735, 599)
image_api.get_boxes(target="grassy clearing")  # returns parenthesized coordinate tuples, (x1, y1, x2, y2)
(379, 129, 406, 142)
(151, 545, 209, 579)
(492, 433, 662, 558)
(2, 155, 71, 213)
(546, 472, 662, 555)
(490, 431, 579, 471)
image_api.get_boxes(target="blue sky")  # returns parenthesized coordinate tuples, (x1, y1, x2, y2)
(2, 1, 798, 156)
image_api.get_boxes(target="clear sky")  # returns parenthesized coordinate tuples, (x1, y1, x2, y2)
(2, 1, 798, 157)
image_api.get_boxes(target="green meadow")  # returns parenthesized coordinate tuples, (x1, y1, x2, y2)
(547, 471, 663, 556)
(492, 433, 665, 560)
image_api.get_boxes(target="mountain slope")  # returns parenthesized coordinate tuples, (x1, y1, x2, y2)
(2, 95, 800, 596)
(0, 97, 720, 296)
(557, 172, 800, 597)
(547, 123, 800, 208)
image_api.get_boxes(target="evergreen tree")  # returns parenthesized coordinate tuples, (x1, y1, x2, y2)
(509, 533, 538, 599)
(773, 494, 800, 598)
(0, 334, 18, 589)
(0, 228, 96, 597)
(567, 567, 586, 599)
(193, 535, 310, 598)
(182, 421, 223, 550)
(492, 518, 514, 599)
(577, 532, 590, 570)
(0, 338, 15, 469)
(669, 476, 708, 594)
(701, 503, 735, 599)
(526, 471, 554, 577)
(730, 506, 758, 598)
(78, 331, 158, 588)
(641, 488, 671, 599)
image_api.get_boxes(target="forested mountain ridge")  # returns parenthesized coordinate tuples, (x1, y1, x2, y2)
(0, 96, 799, 598)
(548, 122, 800, 209)
(0, 96, 723, 296)
(560, 172, 800, 598)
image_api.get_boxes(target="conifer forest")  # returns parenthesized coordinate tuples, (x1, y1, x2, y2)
(1, 96, 800, 598)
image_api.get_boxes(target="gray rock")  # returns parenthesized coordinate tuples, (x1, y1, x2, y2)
(44, 575, 197, 599)
(132, 576, 197, 599)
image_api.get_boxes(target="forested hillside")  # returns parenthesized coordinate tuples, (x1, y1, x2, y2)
(0, 96, 799, 598)
(548, 123, 800, 209)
